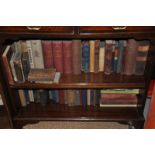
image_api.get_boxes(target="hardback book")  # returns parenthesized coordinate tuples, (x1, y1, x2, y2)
(31, 40, 44, 69)
(111, 41, 116, 73)
(20, 41, 28, 53)
(99, 41, 105, 72)
(113, 41, 119, 72)
(135, 40, 150, 75)
(82, 89, 87, 107)
(42, 40, 54, 68)
(28, 90, 34, 102)
(94, 40, 100, 73)
(49, 90, 59, 104)
(123, 39, 138, 75)
(39, 90, 49, 106)
(66, 90, 75, 106)
(2, 46, 14, 84)
(53, 41, 63, 73)
(89, 41, 95, 72)
(82, 41, 90, 73)
(24, 90, 30, 105)
(104, 40, 113, 75)
(74, 90, 81, 106)
(28, 68, 56, 82)
(87, 89, 91, 106)
(95, 89, 101, 106)
(59, 90, 65, 104)
(18, 90, 27, 107)
(33, 90, 41, 103)
(72, 40, 82, 75)
(90, 89, 94, 106)
(100, 89, 141, 94)
(63, 41, 73, 74)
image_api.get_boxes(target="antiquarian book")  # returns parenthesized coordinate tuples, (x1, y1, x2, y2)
(99, 41, 105, 72)
(53, 41, 63, 73)
(42, 40, 54, 68)
(135, 40, 150, 75)
(28, 68, 56, 82)
(66, 90, 75, 106)
(82, 89, 87, 107)
(2, 46, 14, 83)
(72, 40, 82, 75)
(39, 90, 49, 106)
(21, 52, 30, 80)
(31, 40, 44, 69)
(123, 39, 138, 75)
(18, 90, 27, 107)
(113, 41, 119, 72)
(82, 41, 90, 73)
(90, 89, 94, 106)
(59, 90, 65, 104)
(87, 89, 91, 106)
(89, 41, 95, 72)
(49, 90, 59, 104)
(74, 90, 80, 106)
(100, 89, 141, 94)
(94, 40, 100, 73)
(24, 90, 30, 104)
(104, 40, 113, 75)
(63, 41, 72, 74)
(95, 89, 101, 105)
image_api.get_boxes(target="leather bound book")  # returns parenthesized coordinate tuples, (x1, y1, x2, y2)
(94, 40, 100, 73)
(87, 89, 91, 106)
(123, 39, 138, 75)
(53, 41, 63, 73)
(72, 40, 81, 75)
(59, 90, 65, 104)
(74, 90, 80, 106)
(63, 41, 72, 74)
(89, 41, 95, 72)
(39, 90, 49, 106)
(31, 40, 44, 69)
(82, 89, 87, 107)
(82, 41, 90, 73)
(42, 40, 54, 69)
(66, 90, 75, 106)
(104, 40, 113, 75)
(99, 41, 105, 72)
(135, 40, 150, 75)
(2, 46, 14, 84)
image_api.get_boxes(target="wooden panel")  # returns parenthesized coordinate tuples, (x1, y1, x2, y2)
(10, 73, 145, 89)
(79, 26, 155, 33)
(14, 103, 143, 121)
(0, 26, 74, 34)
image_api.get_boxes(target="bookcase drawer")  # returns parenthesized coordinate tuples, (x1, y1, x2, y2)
(0, 26, 74, 34)
(79, 26, 155, 33)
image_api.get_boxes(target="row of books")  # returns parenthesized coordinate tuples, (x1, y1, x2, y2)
(2, 39, 150, 84)
(18, 89, 142, 107)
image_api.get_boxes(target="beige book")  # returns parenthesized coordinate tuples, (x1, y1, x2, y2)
(18, 90, 27, 107)
(20, 41, 28, 53)
(66, 90, 75, 106)
(99, 42, 105, 72)
(90, 41, 95, 72)
(87, 89, 91, 106)
(28, 90, 34, 102)
(31, 40, 44, 69)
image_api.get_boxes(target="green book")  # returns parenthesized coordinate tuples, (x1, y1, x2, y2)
(100, 89, 143, 94)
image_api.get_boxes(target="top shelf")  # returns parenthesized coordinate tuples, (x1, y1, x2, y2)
(10, 73, 145, 89)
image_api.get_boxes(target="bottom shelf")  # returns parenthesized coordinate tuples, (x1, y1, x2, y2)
(13, 103, 144, 121)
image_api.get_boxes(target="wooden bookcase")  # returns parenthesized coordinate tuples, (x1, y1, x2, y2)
(0, 26, 155, 129)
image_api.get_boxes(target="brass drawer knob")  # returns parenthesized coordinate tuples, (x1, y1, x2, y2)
(112, 26, 127, 30)
(26, 26, 41, 31)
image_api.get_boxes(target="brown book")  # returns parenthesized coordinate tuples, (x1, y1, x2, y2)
(123, 39, 138, 75)
(66, 90, 75, 106)
(135, 40, 150, 75)
(94, 40, 100, 73)
(2, 46, 14, 84)
(89, 41, 95, 72)
(63, 41, 72, 74)
(53, 41, 63, 73)
(99, 41, 105, 72)
(72, 40, 82, 75)
(28, 68, 56, 82)
(59, 90, 65, 104)
(42, 40, 54, 69)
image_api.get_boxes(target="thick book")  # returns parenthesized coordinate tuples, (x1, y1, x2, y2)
(123, 39, 138, 75)
(104, 40, 113, 75)
(94, 40, 100, 73)
(72, 40, 81, 75)
(100, 89, 141, 94)
(42, 40, 54, 68)
(135, 40, 150, 75)
(63, 41, 72, 74)
(82, 41, 90, 73)
(89, 41, 95, 72)
(99, 42, 105, 72)
(53, 41, 63, 73)
(2, 46, 14, 84)
(31, 40, 44, 69)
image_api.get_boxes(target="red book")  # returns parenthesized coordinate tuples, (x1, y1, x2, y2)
(42, 41, 54, 68)
(147, 80, 155, 97)
(63, 41, 72, 74)
(52, 41, 63, 73)
(59, 90, 65, 104)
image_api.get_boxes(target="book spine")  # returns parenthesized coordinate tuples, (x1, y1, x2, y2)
(94, 40, 100, 73)
(42, 41, 54, 68)
(113, 41, 119, 72)
(39, 90, 49, 106)
(82, 41, 90, 73)
(90, 89, 94, 106)
(18, 90, 27, 107)
(87, 89, 91, 106)
(28, 90, 34, 102)
(82, 89, 87, 107)
(74, 90, 80, 106)
(31, 40, 44, 69)
(59, 90, 65, 104)
(53, 41, 63, 73)
(89, 41, 95, 72)
(63, 41, 72, 74)
(99, 42, 105, 72)
(72, 40, 82, 75)
(66, 90, 75, 106)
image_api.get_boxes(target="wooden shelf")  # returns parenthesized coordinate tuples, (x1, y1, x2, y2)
(13, 103, 144, 122)
(10, 73, 145, 89)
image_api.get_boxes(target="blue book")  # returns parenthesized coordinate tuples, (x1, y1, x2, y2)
(82, 89, 87, 107)
(82, 41, 90, 73)
(117, 40, 124, 73)
(51, 90, 59, 104)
